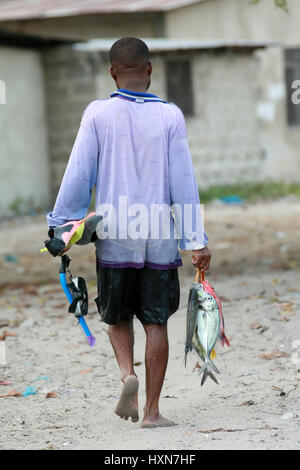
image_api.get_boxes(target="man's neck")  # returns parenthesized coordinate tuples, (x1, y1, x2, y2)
(117, 81, 148, 94)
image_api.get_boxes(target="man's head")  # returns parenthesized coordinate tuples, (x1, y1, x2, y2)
(109, 37, 152, 91)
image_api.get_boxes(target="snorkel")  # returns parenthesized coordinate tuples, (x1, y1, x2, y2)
(42, 212, 102, 347)
(59, 255, 95, 347)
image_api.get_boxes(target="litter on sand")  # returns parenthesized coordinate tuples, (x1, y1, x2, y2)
(0, 389, 22, 398)
(0, 380, 11, 386)
(22, 386, 37, 397)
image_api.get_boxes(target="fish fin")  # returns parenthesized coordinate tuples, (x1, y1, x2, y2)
(210, 349, 217, 360)
(208, 357, 220, 375)
(207, 370, 219, 385)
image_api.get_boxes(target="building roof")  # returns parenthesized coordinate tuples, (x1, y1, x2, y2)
(0, 0, 205, 22)
(73, 38, 280, 53)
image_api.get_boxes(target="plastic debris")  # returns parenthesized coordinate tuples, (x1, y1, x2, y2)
(274, 231, 286, 239)
(0, 380, 11, 386)
(219, 195, 244, 205)
(4, 254, 18, 263)
(22, 386, 37, 397)
(20, 318, 36, 330)
(16, 267, 26, 274)
(243, 371, 259, 377)
(281, 412, 293, 421)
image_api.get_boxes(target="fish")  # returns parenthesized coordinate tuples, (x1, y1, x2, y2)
(185, 283, 200, 366)
(185, 274, 230, 386)
(200, 280, 230, 347)
(192, 291, 220, 386)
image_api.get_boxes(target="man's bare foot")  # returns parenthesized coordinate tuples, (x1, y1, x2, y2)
(141, 414, 176, 429)
(115, 375, 139, 423)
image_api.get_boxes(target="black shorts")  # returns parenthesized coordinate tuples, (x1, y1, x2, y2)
(95, 264, 180, 325)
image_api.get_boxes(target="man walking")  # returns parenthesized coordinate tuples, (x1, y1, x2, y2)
(47, 37, 211, 428)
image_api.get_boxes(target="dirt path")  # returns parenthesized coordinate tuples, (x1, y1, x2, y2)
(0, 199, 299, 450)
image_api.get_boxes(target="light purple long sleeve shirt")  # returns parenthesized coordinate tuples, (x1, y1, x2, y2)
(47, 89, 208, 269)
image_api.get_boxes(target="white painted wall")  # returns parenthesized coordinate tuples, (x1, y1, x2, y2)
(0, 46, 50, 215)
(166, 0, 300, 185)
(255, 47, 300, 183)
(166, 0, 300, 46)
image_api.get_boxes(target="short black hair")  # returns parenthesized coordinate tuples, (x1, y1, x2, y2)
(109, 37, 149, 68)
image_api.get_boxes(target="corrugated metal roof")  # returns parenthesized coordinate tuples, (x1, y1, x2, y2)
(73, 38, 281, 53)
(0, 0, 205, 22)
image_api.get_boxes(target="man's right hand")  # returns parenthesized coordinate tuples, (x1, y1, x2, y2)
(191, 247, 211, 272)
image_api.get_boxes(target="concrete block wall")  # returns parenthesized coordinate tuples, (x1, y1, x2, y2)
(44, 46, 99, 200)
(0, 46, 50, 215)
(149, 50, 263, 189)
(189, 52, 264, 189)
(45, 46, 264, 200)
(45, 49, 168, 201)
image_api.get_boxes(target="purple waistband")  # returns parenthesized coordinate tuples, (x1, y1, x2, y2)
(96, 259, 182, 270)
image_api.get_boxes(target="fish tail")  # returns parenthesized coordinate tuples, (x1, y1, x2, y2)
(201, 367, 208, 386)
(208, 357, 220, 375)
(198, 359, 219, 386)
(184, 344, 192, 367)
(198, 362, 206, 376)
(200, 364, 219, 386)
(207, 370, 219, 385)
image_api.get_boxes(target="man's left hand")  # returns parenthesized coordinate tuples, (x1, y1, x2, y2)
(191, 247, 211, 272)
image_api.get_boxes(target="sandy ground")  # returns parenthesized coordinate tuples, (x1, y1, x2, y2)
(0, 198, 299, 450)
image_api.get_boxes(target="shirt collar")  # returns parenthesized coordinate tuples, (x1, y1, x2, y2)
(110, 88, 165, 103)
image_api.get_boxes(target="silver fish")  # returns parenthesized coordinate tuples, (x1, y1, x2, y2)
(192, 298, 220, 386)
(185, 283, 199, 366)
(185, 284, 221, 386)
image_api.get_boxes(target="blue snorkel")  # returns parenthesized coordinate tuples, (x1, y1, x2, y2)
(42, 213, 102, 347)
(59, 255, 95, 347)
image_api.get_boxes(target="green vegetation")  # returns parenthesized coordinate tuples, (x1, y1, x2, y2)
(8, 197, 24, 215)
(199, 182, 300, 204)
(8, 196, 42, 216)
(251, 0, 288, 12)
